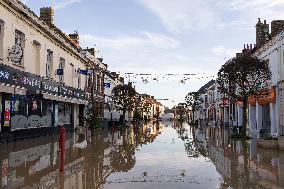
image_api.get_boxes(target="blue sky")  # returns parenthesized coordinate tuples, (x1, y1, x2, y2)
(22, 0, 284, 107)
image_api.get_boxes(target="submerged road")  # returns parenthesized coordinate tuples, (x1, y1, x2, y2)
(0, 121, 282, 189)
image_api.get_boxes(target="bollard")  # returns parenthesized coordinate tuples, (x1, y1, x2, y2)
(59, 126, 65, 172)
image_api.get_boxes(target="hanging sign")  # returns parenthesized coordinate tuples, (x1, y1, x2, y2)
(104, 83, 111, 88)
(79, 69, 89, 75)
(56, 69, 64, 76)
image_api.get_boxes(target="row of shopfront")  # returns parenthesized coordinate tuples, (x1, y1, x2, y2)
(0, 63, 88, 140)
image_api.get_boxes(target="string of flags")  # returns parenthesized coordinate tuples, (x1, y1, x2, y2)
(121, 72, 216, 84)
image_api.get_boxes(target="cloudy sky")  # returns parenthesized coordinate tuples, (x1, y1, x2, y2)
(23, 0, 284, 107)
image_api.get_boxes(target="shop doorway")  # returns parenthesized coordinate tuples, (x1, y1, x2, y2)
(79, 104, 85, 126)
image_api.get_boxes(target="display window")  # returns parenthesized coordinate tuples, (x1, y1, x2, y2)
(42, 100, 53, 127)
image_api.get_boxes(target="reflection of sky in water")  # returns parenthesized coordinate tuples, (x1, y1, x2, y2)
(105, 123, 221, 189)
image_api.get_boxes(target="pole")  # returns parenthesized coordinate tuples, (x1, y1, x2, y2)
(59, 126, 65, 172)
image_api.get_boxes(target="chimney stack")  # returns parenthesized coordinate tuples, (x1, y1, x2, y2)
(39, 7, 54, 26)
(97, 58, 103, 63)
(271, 20, 284, 37)
(256, 18, 270, 48)
(68, 31, 79, 45)
(84, 47, 96, 56)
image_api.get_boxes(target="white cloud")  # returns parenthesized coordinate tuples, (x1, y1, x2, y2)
(142, 32, 180, 49)
(227, 0, 284, 10)
(211, 46, 238, 58)
(137, 0, 284, 33)
(216, 0, 284, 23)
(80, 32, 179, 50)
(54, 0, 82, 10)
(136, 0, 216, 33)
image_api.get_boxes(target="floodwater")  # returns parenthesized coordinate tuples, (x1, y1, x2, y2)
(0, 121, 283, 189)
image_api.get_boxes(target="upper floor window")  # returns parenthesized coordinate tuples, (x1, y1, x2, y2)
(70, 63, 74, 86)
(15, 30, 25, 52)
(46, 49, 53, 78)
(59, 57, 65, 83)
(0, 19, 4, 61)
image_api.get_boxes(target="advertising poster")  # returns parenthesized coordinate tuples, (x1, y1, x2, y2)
(4, 100, 11, 127)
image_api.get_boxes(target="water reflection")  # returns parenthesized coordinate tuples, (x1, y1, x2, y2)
(1, 122, 284, 188)
(207, 126, 284, 189)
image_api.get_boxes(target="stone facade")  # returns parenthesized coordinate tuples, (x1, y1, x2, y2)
(271, 20, 284, 38)
(0, 0, 105, 141)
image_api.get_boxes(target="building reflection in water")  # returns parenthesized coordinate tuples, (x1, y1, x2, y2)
(0, 121, 164, 189)
(207, 126, 284, 189)
(1, 122, 284, 189)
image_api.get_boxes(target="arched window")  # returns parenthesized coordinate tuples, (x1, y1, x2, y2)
(0, 19, 4, 62)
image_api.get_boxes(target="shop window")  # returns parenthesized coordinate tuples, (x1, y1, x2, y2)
(54, 104, 58, 127)
(46, 49, 53, 78)
(28, 98, 42, 117)
(12, 96, 27, 116)
(59, 57, 65, 83)
(42, 100, 53, 127)
(57, 103, 71, 125)
(65, 104, 71, 124)
(0, 19, 4, 61)
(58, 102, 65, 125)
(10, 95, 28, 130)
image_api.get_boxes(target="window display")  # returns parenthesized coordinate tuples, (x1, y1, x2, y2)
(65, 104, 71, 124)
(42, 100, 53, 127)
(11, 95, 28, 130)
(58, 103, 65, 126)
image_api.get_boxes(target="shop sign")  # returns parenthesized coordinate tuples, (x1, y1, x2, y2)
(74, 88, 85, 100)
(0, 65, 13, 84)
(42, 80, 60, 95)
(0, 64, 42, 92)
(59, 86, 86, 100)
(59, 85, 73, 98)
(19, 73, 42, 92)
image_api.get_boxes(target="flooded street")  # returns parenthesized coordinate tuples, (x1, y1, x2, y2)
(1, 122, 284, 189)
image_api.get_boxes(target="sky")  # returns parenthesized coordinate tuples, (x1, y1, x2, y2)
(22, 0, 284, 108)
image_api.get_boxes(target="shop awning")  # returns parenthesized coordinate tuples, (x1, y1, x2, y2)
(43, 92, 88, 105)
(0, 84, 26, 95)
(43, 93, 59, 101)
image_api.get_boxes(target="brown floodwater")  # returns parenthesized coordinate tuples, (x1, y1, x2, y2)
(0, 121, 283, 189)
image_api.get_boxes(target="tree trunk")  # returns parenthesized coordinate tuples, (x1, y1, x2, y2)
(192, 109, 195, 124)
(241, 98, 248, 136)
(122, 109, 126, 123)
